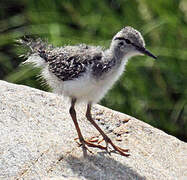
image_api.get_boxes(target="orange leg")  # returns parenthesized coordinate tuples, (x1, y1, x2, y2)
(70, 98, 107, 156)
(85, 103, 129, 157)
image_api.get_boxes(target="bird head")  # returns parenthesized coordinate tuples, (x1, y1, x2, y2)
(110, 26, 157, 60)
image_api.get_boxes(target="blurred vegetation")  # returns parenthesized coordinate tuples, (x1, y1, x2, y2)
(0, 0, 186, 141)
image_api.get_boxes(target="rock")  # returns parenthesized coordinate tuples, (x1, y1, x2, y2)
(0, 80, 186, 180)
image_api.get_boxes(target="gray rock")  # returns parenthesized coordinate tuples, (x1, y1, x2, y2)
(0, 80, 186, 180)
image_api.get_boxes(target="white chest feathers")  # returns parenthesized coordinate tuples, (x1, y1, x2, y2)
(42, 58, 128, 103)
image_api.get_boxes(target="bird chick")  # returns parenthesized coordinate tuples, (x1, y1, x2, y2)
(19, 26, 157, 156)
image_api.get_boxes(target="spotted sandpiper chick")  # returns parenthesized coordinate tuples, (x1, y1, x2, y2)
(19, 26, 157, 157)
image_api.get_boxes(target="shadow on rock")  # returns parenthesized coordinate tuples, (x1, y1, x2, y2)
(61, 153, 146, 180)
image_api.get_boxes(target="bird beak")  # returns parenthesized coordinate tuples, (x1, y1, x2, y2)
(140, 48, 157, 59)
(133, 44, 157, 59)
(139, 47, 157, 59)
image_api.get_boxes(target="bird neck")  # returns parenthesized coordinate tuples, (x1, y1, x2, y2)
(104, 47, 128, 68)
(109, 45, 127, 62)
(94, 49, 128, 79)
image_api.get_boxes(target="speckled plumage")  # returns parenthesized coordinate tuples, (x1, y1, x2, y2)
(19, 26, 156, 102)
(20, 37, 118, 82)
(47, 45, 104, 81)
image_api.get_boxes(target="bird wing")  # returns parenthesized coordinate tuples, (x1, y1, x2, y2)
(47, 44, 103, 81)
(18, 37, 103, 81)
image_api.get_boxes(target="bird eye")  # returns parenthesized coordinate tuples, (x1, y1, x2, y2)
(124, 39, 131, 44)
(114, 37, 131, 45)
(119, 41, 124, 46)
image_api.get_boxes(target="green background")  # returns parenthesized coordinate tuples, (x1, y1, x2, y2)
(0, 0, 186, 141)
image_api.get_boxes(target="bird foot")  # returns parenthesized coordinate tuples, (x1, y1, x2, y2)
(75, 136, 130, 157)
(103, 136, 129, 156)
(74, 137, 107, 152)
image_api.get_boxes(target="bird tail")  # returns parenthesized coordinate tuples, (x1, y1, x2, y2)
(18, 36, 52, 67)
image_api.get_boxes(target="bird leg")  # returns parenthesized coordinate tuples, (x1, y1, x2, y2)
(86, 103, 129, 157)
(69, 98, 106, 156)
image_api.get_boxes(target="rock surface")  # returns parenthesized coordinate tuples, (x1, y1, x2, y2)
(0, 80, 186, 180)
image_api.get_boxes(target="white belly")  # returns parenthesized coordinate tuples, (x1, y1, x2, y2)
(42, 60, 127, 103)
